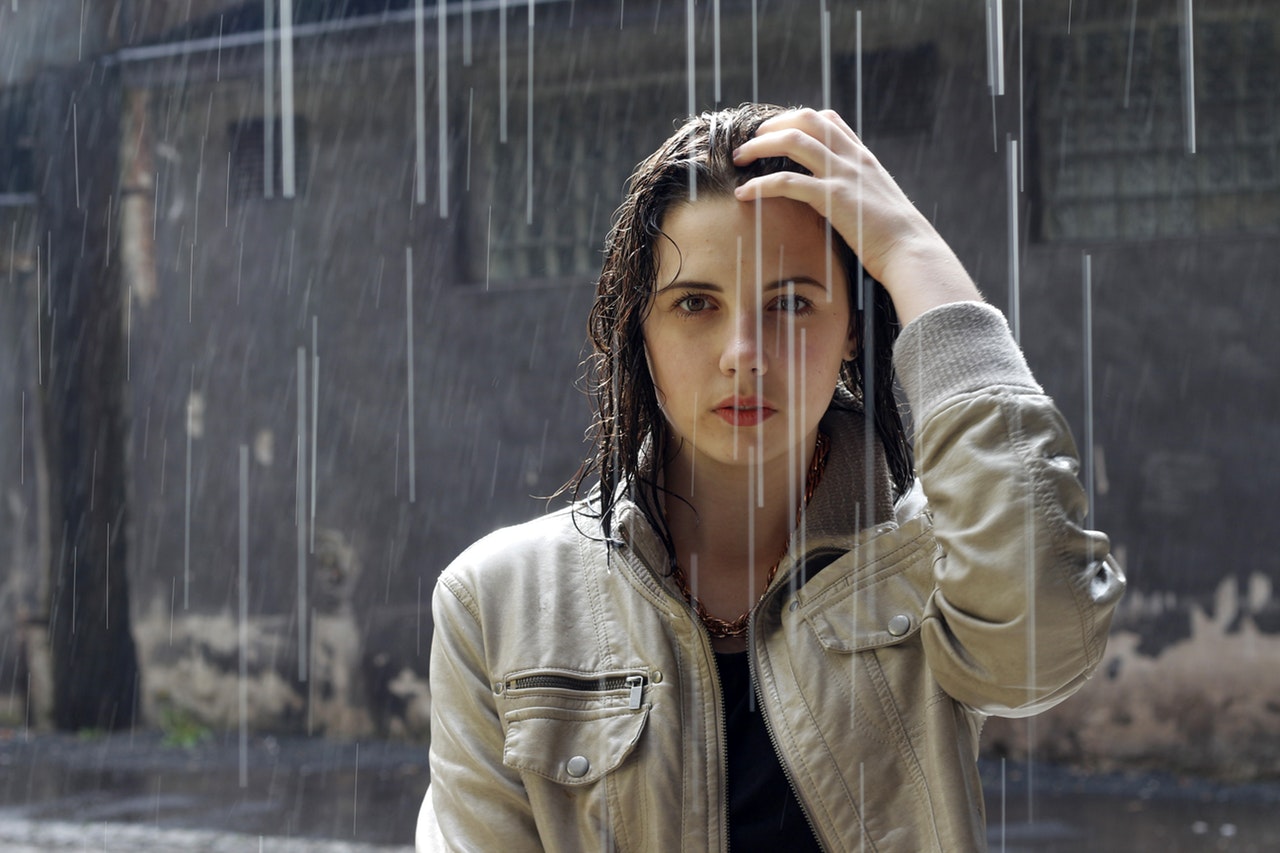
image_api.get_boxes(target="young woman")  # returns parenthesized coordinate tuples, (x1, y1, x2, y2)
(417, 104, 1125, 852)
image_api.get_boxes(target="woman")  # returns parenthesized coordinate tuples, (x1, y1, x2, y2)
(417, 104, 1125, 851)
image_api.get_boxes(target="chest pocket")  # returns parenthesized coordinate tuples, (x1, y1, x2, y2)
(799, 519, 937, 653)
(500, 669, 651, 786)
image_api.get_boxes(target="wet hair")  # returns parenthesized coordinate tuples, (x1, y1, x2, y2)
(569, 102, 913, 550)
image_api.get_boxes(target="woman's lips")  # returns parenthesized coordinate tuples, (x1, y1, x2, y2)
(714, 398, 776, 427)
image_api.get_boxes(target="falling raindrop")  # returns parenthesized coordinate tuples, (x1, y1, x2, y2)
(499, 0, 508, 142)
(296, 346, 308, 680)
(311, 316, 318, 553)
(1181, 0, 1196, 154)
(1124, 0, 1139, 109)
(263, 0, 275, 199)
(438, 0, 449, 217)
(406, 247, 416, 504)
(1007, 135, 1020, 343)
(71, 101, 80, 209)
(713, 0, 721, 104)
(415, 0, 427, 206)
(750, 0, 758, 102)
(1083, 252, 1094, 528)
(463, 0, 473, 65)
(353, 742, 361, 837)
(987, 0, 1006, 96)
(239, 444, 250, 788)
(820, 7, 831, 110)
(1017, 0, 1025, 189)
(184, 367, 193, 609)
(280, 0, 297, 198)
(526, 0, 534, 226)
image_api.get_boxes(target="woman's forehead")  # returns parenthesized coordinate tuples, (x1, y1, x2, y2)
(654, 198, 839, 281)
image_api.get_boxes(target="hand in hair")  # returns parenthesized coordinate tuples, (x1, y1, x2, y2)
(731, 107, 983, 327)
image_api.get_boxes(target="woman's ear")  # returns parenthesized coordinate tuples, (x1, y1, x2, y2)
(844, 334, 859, 363)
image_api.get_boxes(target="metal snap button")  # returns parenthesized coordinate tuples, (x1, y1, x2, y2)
(887, 613, 912, 637)
(566, 755, 591, 778)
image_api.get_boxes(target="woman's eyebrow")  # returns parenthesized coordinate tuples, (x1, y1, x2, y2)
(655, 275, 828, 294)
(764, 275, 827, 291)
(655, 280, 724, 294)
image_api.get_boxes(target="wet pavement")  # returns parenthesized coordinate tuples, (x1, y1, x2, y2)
(0, 728, 427, 850)
(1, 727, 1278, 851)
(979, 760, 1280, 852)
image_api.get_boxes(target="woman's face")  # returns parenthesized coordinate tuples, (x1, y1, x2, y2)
(642, 196, 854, 473)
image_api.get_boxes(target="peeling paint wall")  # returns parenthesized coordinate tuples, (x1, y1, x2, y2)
(986, 575, 1280, 779)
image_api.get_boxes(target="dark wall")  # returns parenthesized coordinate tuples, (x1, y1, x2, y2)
(3, 0, 1278, 769)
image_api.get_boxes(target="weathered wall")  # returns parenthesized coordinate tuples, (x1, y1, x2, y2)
(980, 1, 1280, 776)
(2, 0, 1278, 775)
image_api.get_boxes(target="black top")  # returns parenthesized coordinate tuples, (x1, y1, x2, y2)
(715, 650, 824, 852)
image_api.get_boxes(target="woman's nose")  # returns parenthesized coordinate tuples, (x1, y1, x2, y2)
(719, 313, 768, 376)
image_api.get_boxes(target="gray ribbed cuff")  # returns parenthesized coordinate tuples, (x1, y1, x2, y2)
(893, 301, 1041, 420)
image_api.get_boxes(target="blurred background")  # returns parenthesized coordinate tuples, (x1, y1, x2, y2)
(0, 0, 1277, 848)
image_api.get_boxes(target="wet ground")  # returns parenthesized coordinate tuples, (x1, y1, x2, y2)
(0, 728, 426, 850)
(979, 759, 1280, 852)
(1, 727, 1278, 851)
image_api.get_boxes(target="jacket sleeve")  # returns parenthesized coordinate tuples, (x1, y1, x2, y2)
(419, 570, 543, 852)
(893, 301, 1125, 717)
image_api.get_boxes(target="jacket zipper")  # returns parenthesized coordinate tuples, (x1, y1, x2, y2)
(750, 560, 832, 852)
(749, 658, 828, 851)
(504, 672, 647, 710)
(705, 629, 732, 853)
(611, 543, 733, 851)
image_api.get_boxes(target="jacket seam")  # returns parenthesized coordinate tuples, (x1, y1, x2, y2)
(865, 650, 946, 851)
(757, 641, 871, 853)
(580, 534, 620, 672)
(689, 629, 710, 853)
(605, 764, 633, 851)
(996, 392, 1102, 692)
(438, 571, 482, 626)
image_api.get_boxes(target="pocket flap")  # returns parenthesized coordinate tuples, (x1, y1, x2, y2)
(801, 532, 936, 653)
(503, 705, 649, 785)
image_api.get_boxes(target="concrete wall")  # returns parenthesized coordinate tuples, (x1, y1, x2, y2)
(1, 0, 1278, 776)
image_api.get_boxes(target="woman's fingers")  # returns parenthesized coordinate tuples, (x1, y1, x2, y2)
(753, 107, 861, 154)
(731, 111, 887, 229)
(733, 127, 847, 183)
(733, 108, 861, 174)
(730, 107, 922, 282)
(732, 170, 831, 212)
(815, 108, 860, 143)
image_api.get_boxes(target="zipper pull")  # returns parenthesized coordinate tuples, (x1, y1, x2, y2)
(627, 674, 644, 710)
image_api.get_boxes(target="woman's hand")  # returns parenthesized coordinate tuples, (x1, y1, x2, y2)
(732, 108, 983, 326)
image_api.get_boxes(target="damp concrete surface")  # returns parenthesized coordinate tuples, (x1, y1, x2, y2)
(1, 729, 1279, 851)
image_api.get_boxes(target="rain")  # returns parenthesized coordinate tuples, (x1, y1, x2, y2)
(0, 0, 1278, 851)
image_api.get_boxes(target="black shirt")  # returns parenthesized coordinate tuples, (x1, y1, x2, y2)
(715, 650, 824, 852)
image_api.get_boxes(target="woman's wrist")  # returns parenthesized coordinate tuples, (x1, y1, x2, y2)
(873, 234, 983, 327)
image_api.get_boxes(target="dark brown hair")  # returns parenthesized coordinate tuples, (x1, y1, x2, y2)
(571, 103, 913, 551)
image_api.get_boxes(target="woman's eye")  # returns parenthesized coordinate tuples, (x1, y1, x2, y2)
(677, 294, 711, 314)
(774, 292, 811, 313)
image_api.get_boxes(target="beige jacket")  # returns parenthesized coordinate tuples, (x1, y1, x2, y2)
(417, 302, 1125, 852)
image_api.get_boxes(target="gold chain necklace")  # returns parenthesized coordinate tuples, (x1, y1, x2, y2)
(670, 431, 830, 639)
